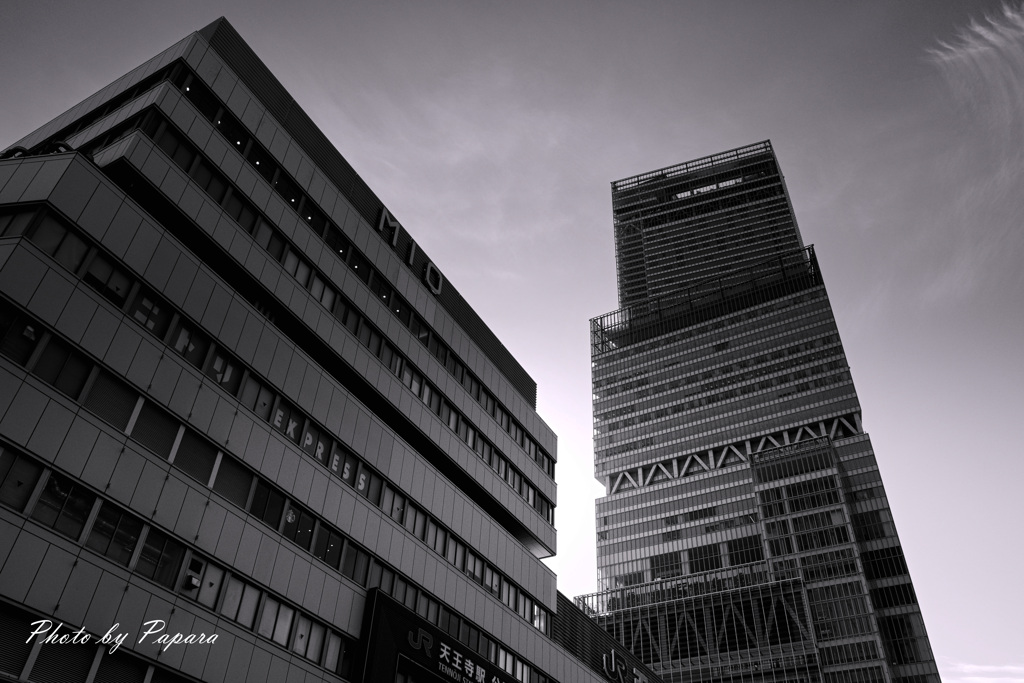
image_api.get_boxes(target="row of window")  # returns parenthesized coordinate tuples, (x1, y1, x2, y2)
(99, 107, 554, 524)
(807, 581, 874, 642)
(2, 416, 553, 682)
(592, 300, 834, 399)
(163, 62, 554, 480)
(596, 358, 849, 450)
(0, 445, 359, 679)
(594, 330, 840, 412)
(592, 279, 826, 366)
(0, 276, 551, 637)
(596, 369, 852, 463)
(645, 534, 766, 582)
(822, 666, 886, 683)
(818, 639, 880, 667)
(29, 59, 556, 490)
(759, 475, 844, 519)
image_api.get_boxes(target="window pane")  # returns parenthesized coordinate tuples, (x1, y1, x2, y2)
(0, 448, 43, 512)
(0, 311, 39, 365)
(257, 598, 279, 639)
(31, 472, 95, 540)
(307, 622, 325, 663)
(220, 576, 244, 620)
(83, 370, 138, 431)
(238, 583, 260, 628)
(273, 603, 294, 645)
(86, 502, 142, 566)
(212, 456, 252, 508)
(197, 564, 224, 609)
(292, 615, 311, 656)
(172, 321, 210, 367)
(132, 402, 179, 459)
(136, 528, 184, 588)
(205, 349, 242, 394)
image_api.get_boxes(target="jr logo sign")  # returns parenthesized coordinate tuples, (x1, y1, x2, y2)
(602, 649, 648, 683)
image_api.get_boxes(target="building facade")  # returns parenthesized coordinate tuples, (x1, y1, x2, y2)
(0, 18, 658, 683)
(579, 142, 940, 683)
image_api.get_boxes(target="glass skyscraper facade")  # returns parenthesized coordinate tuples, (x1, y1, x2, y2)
(0, 18, 660, 683)
(578, 142, 939, 683)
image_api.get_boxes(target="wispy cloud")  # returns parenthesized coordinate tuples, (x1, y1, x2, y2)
(918, 2, 1024, 303)
(941, 660, 1024, 683)
(928, 3, 1024, 143)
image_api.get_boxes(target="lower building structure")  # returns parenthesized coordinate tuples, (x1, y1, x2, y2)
(0, 17, 659, 683)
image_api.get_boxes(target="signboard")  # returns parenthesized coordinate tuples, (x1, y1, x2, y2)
(361, 590, 520, 683)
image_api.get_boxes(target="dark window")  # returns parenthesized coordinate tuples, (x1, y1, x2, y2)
(135, 528, 185, 588)
(31, 472, 96, 540)
(879, 614, 920, 665)
(0, 206, 37, 237)
(382, 486, 406, 524)
(31, 336, 91, 399)
(862, 546, 909, 580)
(650, 551, 683, 579)
(273, 174, 300, 207)
(86, 502, 143, 566)
(239, 374, 274, 421)
(29, 213, 89, 272)
(852, 510, 887, 541)
(340, 543, 369, 585)
(786, 476, 841, 513)
(313, 526, 345, 570)
(172, 430, 217, 483)
(688, 543, 722, 573)
(171, 320, 210, 367)
(370, 275, 391, 304)
(795, 525, 850, 552)
(204, 347, 242, 394)
(0, 447, 43, 512)
(685, 506, 718, 521)
(249, 479, 285, 529)
(282, 502, 315, 550)
(83, 252, 132, 307)
(128, 288, 173, 338)
(83, 370, 138, 431)
(727, 535, 765, 565)
(212, 455, 253, 508)
(768, 537, 794, 557)
(871, 583, 918, 609)
(325, 226, 350, 260)
(0, 306, 41, 365)
(348, 250, 370, 283)
(131, 402, 179, 459)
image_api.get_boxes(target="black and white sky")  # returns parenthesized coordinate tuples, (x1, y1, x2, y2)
(3, 1, 1023, 680)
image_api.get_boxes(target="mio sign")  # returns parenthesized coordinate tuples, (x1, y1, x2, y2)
(377, 208, 444, 296)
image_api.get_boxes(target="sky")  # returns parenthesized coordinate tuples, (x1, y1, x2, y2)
(3, 1, 1023, 680)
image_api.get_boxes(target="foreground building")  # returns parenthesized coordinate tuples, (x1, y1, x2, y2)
(0, 18, 659, 683)
(579, 142, 939, 683)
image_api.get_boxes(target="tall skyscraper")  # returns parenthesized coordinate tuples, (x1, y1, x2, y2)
(0, 18, 660, 683)
(579, 142, 939, 683)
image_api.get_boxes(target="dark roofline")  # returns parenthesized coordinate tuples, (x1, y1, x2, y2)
(198, 18, 537, 408)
